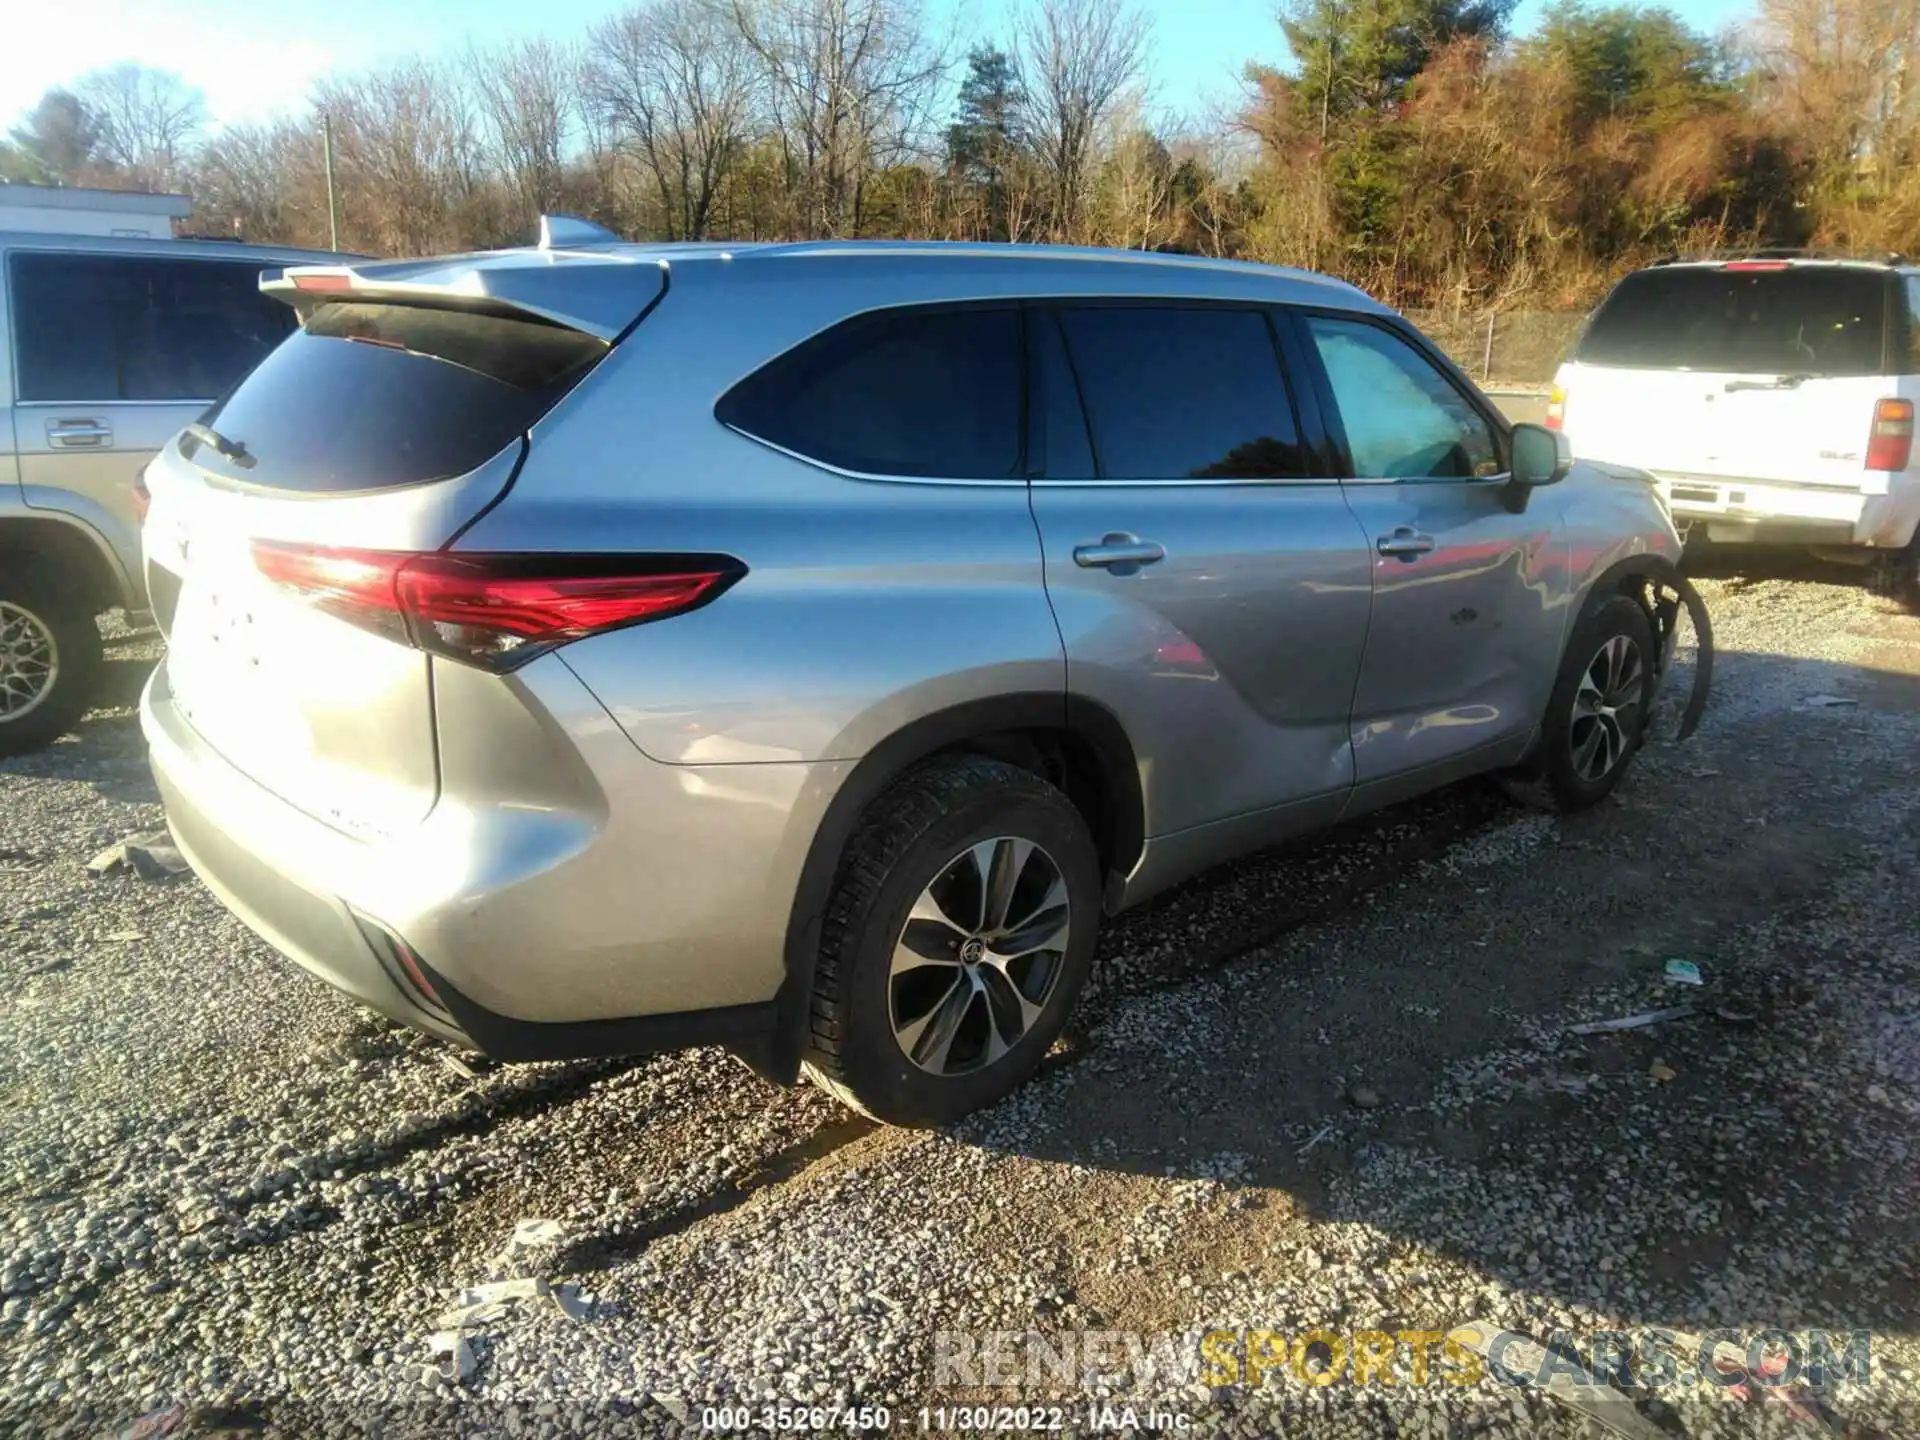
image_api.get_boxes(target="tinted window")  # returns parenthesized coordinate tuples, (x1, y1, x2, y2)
(1306, 316, 1502, 480)
(191, 301, 607, 493)
(11, 252, 296, 402)
(1577, 266, 1888, 376)
(1055, 307, 1303, 479)
(1904, 276, 1920, 372)
(1030, 309, 1096, 480)
(719, 307, 1022, 478)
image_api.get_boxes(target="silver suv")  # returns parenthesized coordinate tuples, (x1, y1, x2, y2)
(139, 227, 1686, 1123)
(0, 232, 341, 754)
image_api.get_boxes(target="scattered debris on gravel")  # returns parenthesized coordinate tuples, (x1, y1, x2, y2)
(4, 569, 1919, 1437)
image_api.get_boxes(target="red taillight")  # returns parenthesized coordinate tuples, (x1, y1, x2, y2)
(1866, 398, 1914, 472)
(131, 470, 151, 524)
(1544, 383, 1566, 433)
(291, 272, 354, 292)
(1722, 260, 1791, 272)
(249, 543, 743, 671)
(390, 938, 445, 1011)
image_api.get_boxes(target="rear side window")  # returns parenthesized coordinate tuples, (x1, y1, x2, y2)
(11, 252, 295, 402)
(1577, 266, 1889, 376)
(1054, 306, 1304, 479)
(718, 306, 1022, 478)
(190, 301, 607, 493)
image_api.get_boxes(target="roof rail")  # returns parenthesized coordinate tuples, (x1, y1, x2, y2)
(1650, 246, 1908, 267)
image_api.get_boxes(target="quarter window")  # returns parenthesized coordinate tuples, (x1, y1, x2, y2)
(11, 252, 295, 403)
(1304, 317, 1502, 480)
(717, 306, 1023, 479)
(1053, 306, 1305, 479)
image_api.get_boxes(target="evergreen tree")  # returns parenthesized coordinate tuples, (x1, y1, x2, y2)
(1281, 0, 1518, 137)
(947, 45, 1027, 238)
(8, 90, 102, 183)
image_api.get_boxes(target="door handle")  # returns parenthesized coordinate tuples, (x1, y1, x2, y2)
(1376, 528, 1435, 561)
(1073, 534, 1166, 572)
(47, 418, 112, 448)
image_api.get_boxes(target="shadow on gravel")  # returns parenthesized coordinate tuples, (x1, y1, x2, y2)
(91, 652, 159, 715)
(962, 648, 1920, 1352)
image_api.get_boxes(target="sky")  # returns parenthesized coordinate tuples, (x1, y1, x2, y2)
(0, 0, 1756, 138)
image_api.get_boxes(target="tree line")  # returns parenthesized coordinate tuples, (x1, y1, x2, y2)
(4, 0, 1919, 312)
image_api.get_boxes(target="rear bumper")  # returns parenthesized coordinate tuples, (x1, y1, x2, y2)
(140, 656, 849, 1061)
(1655, 471, 1920, 549)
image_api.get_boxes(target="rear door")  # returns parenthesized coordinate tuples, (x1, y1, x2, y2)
(1027, 301, 1374, 840)
(1558, 263, 1894, 491)
(1296, 311, 1565, 786)
(8, 249, 297, 595)
(142, 294, 625, 840)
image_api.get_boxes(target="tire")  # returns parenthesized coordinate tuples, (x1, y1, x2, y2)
(802, 756, 1101, 1126)
(1895, 546, 1920, 616)
(0, 560, 103, 759)
(1534, 593, 1657, 812)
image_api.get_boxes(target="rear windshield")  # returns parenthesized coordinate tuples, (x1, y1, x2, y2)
(1576, 267, 1890, 376)
(189, 301, 607, 492)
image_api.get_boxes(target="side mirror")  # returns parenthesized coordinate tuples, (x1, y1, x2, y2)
(1510, 422, 1573, 487)
(1503, 423, 1572, 513)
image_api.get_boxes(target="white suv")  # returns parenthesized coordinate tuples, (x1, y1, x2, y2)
(1549, 254, 1920, 600)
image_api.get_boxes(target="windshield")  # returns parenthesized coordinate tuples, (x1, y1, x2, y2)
(1576, 267, 1890, 376)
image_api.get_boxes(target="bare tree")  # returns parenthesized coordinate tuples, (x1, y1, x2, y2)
(192, 119, 314, 243)
(1017, 0, 1150, 242)
(729, 0, 952, 236)
(1092, 105, 1174, 249)
(589, 0, 759, 239)
(470, 38, 579, 223)
(315, 59, 489, 257)
(76, 64, 207, 191)
(1759, 0, 1920, 184)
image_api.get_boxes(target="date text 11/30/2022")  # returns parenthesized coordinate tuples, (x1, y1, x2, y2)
(699, 1405, 1192, 1432)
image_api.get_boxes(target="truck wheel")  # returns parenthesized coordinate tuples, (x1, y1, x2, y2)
(802, 757, 1101, 1126)
(0, 560, 104, 758)
(1896, 547, 1920, 616)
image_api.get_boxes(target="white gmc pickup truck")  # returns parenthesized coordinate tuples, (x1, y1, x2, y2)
(1549, 253, 1920, 606)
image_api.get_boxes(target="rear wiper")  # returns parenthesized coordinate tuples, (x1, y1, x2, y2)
(1724, 373, 1811, 392)
(180, 422, 257, 470)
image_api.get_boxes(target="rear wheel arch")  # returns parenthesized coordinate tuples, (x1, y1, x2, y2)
(0, 514, 124, 616)
(756, 693, 1143, 1086)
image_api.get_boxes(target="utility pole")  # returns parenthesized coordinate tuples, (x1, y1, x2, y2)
(321, 110, 340, 252)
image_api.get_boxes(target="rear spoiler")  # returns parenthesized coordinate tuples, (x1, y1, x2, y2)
(260, 249, 666, 342)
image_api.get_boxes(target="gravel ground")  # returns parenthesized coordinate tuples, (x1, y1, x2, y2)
(3, 563, 1918, 1438)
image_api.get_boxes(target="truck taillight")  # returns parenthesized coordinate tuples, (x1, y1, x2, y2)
(250, 543, 745, 672)
(1545, 384, 1566, 432)
(1866, 399, 1914, 472)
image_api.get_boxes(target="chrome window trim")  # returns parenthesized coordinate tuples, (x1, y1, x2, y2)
(14, 398, 217, 409)
(721, 423, 1026, 487)
(1340, 472, 1514, 485)
(1030, 476, 1344, 489)
(726, 420, 1349, 489)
